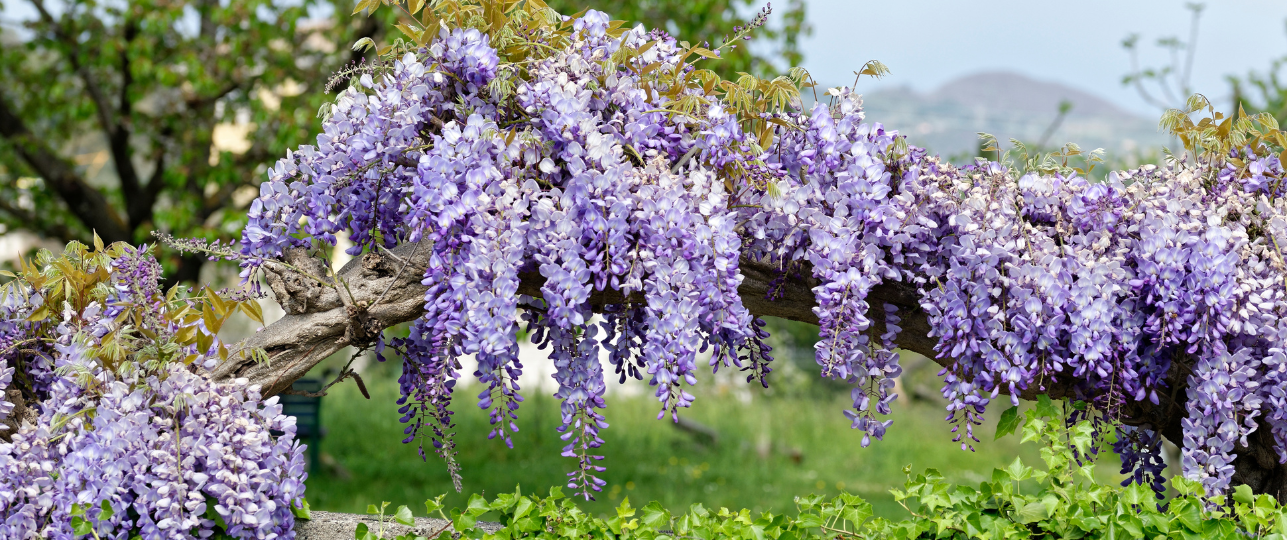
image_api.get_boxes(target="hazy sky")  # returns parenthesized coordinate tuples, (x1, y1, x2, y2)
(797, 0, 1287, 115)
(4, 1, 1283, 116)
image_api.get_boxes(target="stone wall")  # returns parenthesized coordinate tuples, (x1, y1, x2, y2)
(296, 511, 501, 539)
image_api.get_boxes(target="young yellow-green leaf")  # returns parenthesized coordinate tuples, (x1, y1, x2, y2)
(206, 288, 229, 318)
(352, 36, 377, 53)
(239, 300, 265, 325)
(395, 22, 423, 41)
(690, 47, 719, 59)
(352, 0, 380, 16)
(26, 304, 49, 322)
(202, 304, 222, 336)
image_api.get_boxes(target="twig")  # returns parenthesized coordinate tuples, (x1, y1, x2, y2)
(425, 521, 453, 539)
(377, 244, 409, 266)
(281, 346, 371, 399)
(671, 145, 701, 173)
(373, 240, 424, 308)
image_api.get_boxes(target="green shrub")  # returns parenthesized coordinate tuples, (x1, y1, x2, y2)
(350, 397, 1287, 539)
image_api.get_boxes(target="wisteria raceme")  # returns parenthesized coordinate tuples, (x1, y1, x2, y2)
(1114, 424, 1168, 498)
(236, 4, 1287, 500)
(0, 244, 307, 538)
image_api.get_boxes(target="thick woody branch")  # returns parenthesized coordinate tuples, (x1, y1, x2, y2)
(210, 240, 1287, 499)
(214, 241, 947, 397)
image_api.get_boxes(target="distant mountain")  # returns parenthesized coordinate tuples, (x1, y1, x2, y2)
(852, 71, 1170, 160)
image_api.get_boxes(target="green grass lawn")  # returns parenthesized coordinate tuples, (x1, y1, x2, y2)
(301, 369, 1127, 520)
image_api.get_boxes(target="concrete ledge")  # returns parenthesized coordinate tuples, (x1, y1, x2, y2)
(297, 511, 502, 539)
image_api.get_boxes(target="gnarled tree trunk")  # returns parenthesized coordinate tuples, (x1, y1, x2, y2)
(210, 240, 1287, 500)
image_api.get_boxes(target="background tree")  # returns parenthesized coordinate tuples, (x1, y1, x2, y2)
(0, 0, 383, 283)
(0, 0, 806, 285)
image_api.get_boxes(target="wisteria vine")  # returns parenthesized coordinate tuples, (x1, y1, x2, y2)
(0, 244, 307, 538)
(233, 3, 1287, 501)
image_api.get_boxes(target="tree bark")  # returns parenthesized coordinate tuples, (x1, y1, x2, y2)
(210, 240, 1287, 500)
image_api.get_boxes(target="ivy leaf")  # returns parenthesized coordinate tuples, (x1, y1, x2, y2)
(1035, 395, 1057, 419)
(795, 512, 825, 528)
(1235, 484, 1256, 506)
(512, 496, 534, 519)
(424, 495, 445, 516)
(452, 508, 478, 532)
(641, 501, 671, 529)
(72, 516, 93, 536)
(1005, 457, 1032, 482)
(1173, 499, 1204, 532)
(841, 499, 873, 525)
(995, 405, 1021, 440)
(354, 522, 373, 540)
(466, 493, 489, 516)
(292, 498, 313, 520)
(99, 500, 115, 521)
(394, 505, 415, 526)
(615, 497, 635, 519)
(1013, 502, 1049, 524)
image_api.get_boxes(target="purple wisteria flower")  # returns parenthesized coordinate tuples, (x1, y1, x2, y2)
(235, 7, 1287, 501)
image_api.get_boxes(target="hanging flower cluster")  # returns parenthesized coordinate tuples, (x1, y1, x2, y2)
(0, 243, 306, 538)
(238, 2, 1287, 500)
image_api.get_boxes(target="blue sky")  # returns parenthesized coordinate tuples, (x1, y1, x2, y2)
(796, 0, 1287, 115)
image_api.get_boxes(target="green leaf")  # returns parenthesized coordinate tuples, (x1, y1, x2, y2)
(72, 516, 93, 536)
(395, 505, 415, 526)
(354, 522, 372, 540)
(615, 497, 635, 519)
(466, 493, 489, 516)
(424, 495, 445, 516)
(99, 499, 115, 521)
(1234, 484, 1255, 506)
(513, 496, 534, 520)
(1034, 394, 1057, 418)
(452, 508, 478, 532)
(1174, 499, 1204, 532)
(795, 512, 825, 528)
(995, 405, 1021, 440)
(1005, 457, 1032, 481)
(292, 498, 312, 520)
(641, 501, 671, 529)
(1013, 501, 1049, 524)
(841, 499, 873, 525)
(205, 496, 230, 530)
